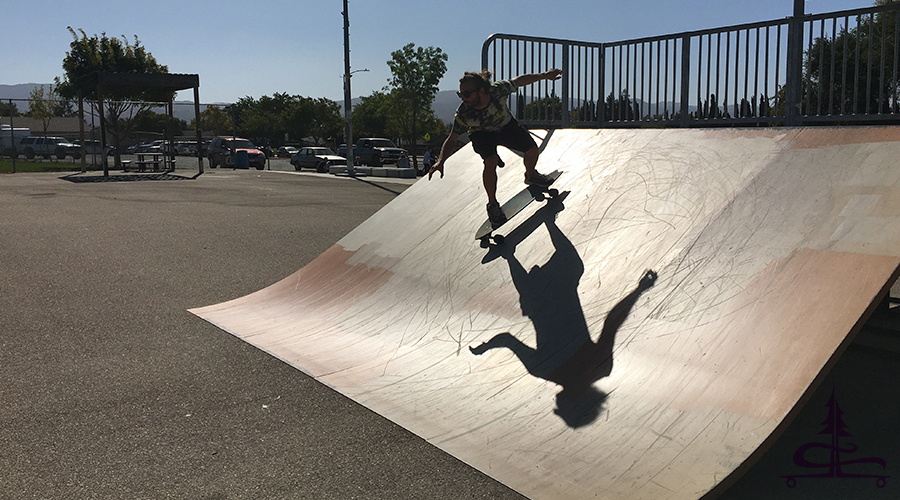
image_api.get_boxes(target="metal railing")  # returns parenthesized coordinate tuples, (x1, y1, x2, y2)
(482, 2, 900, 127)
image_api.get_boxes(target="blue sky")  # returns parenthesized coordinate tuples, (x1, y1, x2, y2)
(1, 0, 872, 104)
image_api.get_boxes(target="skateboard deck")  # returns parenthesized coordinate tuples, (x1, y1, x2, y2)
(475, 170, 562, 243)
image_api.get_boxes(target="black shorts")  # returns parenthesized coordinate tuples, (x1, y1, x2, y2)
(469, 119, 537, 160)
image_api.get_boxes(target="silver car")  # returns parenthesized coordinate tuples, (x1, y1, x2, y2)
(290, 147, 347, 173)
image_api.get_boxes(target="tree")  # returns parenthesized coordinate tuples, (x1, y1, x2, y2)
(352, 91, 396, 139)
(55, 28, 172, 163)
(803, 0, 900, 116)
(521, 93, 563, 121)
(190, 106, 232, 136)
(234, 94, 284, 146)
(26, 85, 74, 135)
(131, 109, 186, 137)
(0, 101, 20, 117)
(27, 86, 55, 135)
(386, 43, 448, 167)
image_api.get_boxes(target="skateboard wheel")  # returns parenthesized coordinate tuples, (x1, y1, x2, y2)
(548, 188, 559, 197)
(493, 234, 505, 244)
(535, 192, 545, 202)
(479, 237, 491, 248)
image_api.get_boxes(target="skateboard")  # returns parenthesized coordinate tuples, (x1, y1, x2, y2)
(475, 170, 562, 245)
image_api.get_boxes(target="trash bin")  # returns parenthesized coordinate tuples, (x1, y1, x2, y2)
(234, 150, 249, 169)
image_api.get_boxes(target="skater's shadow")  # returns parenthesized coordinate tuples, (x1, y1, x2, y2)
(472, 211, 657, 427)
(481, 191, 570, 264)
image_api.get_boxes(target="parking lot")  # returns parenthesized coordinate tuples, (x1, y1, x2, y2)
(0, 169, 520, 499)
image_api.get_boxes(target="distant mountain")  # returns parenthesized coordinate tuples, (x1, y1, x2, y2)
(0, 84, 46, 112)
(336, 90, 459, 125)
(3, 84, 464, 125)
(432, 91, 459, 124)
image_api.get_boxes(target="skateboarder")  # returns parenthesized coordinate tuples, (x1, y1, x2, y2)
(428, 68, 563, 225)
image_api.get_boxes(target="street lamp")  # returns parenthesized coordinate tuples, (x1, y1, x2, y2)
(342, 68, 368, 176)
(342, 0, 359, 177)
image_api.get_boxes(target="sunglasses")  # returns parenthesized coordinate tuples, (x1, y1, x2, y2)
(457, 88, 478, 99)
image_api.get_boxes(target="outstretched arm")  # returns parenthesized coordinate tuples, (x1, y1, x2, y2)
(429, 130, 458, 180)
(512, 69, 563, 88)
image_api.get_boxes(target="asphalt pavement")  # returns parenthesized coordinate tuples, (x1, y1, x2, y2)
(0, 167, 524, 499)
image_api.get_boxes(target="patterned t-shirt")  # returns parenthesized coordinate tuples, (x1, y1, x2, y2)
(451, 79, 518, 135)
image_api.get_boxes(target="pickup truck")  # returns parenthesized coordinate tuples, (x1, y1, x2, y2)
(341, 138, 406, 166)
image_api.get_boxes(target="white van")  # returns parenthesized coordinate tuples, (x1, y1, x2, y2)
(1, 125, 30, 157)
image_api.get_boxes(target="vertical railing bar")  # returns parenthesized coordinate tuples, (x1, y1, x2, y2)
(842, 16, 849, 115)
(725, 31, 731, 117)
(744, 28, 750, 117)
(562, 42, 570, 125)
(800, 20, 816, 116)
(655, 40, 661, 119)
(526, 41, 531, 120)
(583, 44, 587, 122)
(866, 13, 874, 115)
(775, 24, 782, 117)
(697, 34, 703, 118)
(708, 33, 714, 118)
(764, 27, 770, 117)
(853, 16, 861, 114)
(625, 44, 630, 120)
(717, 33, 722, 118)
(734, 29, 740, 117)
(754, 27, 761, 116)
(817, 19, 825, 115)
(578, 45, 583, 122)
(615, 45, 621, 121)
(879, 13, 886, 114)
(583, 45, 588, 122)
(865, 14, 873, 114)
(894, 10, 900, 113)
(629, 42, 635, 120)
(663, 39, 669, 120)
(640, 42, 646, 121)
(829, 17, 837, 114)
(580, 45, 585, 123)
(544, 43, 556, 121)
(592, 46, 597, 122)
(681, 35, 691, 125)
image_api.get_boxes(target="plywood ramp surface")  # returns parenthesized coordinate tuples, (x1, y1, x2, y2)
(191, 127, 900, 500)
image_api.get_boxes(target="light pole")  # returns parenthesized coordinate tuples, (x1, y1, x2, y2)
(342, 67, 368, 176)
(342, 0, 355, 176)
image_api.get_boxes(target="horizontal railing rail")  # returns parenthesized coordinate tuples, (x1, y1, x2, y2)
(482, 2, 900, 128)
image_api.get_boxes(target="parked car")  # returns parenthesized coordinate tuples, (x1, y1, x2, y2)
(174, 141, 196, 156)
(207, 136, 266, 170)
(17, 136, 81, 160)
(132, 141, 163, 154)
(76, 140, 116, 156)
(290, 147, 347, 173)
(277, 146, 299, 158)
(338, 138, 405, 166)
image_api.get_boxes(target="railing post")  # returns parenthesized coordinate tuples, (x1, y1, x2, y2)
(598, 44, 606, 126)
(785, 0, 805, 126)
(562, 42, 570, 127)
(680, 35, 692, 126)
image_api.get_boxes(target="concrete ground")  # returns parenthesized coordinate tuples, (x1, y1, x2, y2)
(2, 166, 897, 500)
(0, 168, 524, 499)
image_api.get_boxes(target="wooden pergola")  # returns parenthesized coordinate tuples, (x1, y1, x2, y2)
(75, 71, 203, 177)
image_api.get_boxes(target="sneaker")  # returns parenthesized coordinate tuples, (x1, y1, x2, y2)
(486, 201, 507, 226)
(525, 171, 554, 187)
